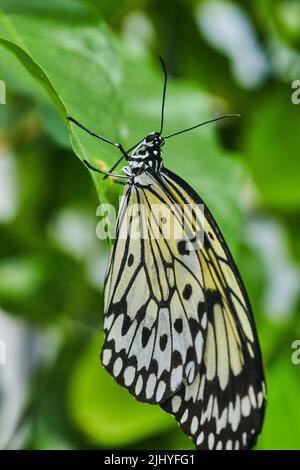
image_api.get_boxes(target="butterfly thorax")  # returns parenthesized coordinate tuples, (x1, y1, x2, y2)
(123, 131, 164, 178)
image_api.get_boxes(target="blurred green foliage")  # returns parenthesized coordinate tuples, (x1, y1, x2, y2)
(0, 0, 299, 450)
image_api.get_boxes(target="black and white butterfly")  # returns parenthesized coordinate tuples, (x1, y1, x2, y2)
(68, 58, 266, 450)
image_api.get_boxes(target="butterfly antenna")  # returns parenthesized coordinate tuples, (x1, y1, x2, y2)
(163, 114, 241, 139)
(159, 56, 168, 135)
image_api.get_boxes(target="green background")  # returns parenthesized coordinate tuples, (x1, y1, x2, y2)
(0, 0, 299, 450)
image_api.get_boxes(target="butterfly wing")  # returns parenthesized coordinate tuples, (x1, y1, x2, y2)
(159, 168, 266, 450)
(102, 166, 266, 449)
(102, 171, 207, 404)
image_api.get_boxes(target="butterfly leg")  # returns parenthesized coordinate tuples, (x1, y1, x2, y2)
(67, 116, 129, 159)
(83, 160, 127, 179)
(103, 155, 125, 181)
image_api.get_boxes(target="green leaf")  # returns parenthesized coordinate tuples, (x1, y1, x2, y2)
(0, 36, 66, 115)
(0, 0, 121, 202)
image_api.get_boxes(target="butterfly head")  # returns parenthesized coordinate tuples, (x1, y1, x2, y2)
(134, 131, 165, 154)
(125, 131, 165, 176)
(144, 131, 165, 147)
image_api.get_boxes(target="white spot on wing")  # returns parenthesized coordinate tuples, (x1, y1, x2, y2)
(113, 357, 123, 376)
(102, 348, 112, 366)
(180, 409, 188, 424)
(195, 331, 204, 363)
(171, 365, 183, 392)
(208, 433, 215, 450)
(191, 416, 199, 434)
(124, 366, 136, 386)
(146, 373, 157, 399)
(196, 431, 204, 446)
(226, 440, 233, 450)
(228, 396, 241, 432)
(257, 391, 264, 408)
(172, 395, 182, 413)
(248, 385, 257, 408)
(135, 375, 143, 395)
(156, 381, 166, 402)
(241, 396, 251, 417)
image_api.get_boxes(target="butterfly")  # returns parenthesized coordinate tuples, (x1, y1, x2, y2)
(68, 57, 266, 450)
